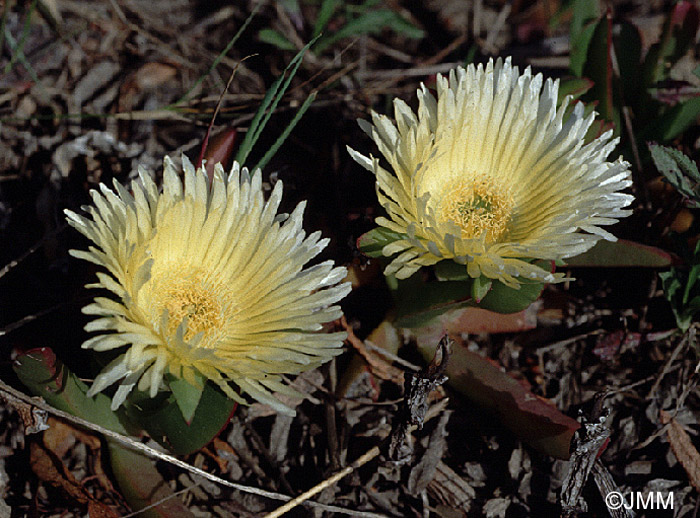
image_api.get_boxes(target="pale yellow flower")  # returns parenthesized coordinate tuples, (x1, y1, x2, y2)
(349, 57, 634, 287)
(65, 156, 350, 415)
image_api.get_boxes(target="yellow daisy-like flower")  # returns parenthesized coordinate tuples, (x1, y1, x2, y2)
(65, 156, 350, 415)
(348, 57, 634, 287)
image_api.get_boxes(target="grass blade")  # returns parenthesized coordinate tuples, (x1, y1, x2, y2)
(253, 91, 316, 172)
(235, 35, 319, 166)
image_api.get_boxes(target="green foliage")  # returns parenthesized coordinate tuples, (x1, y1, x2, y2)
(565, 0, 700, 146)
(568, 0, 599, 77)
(124, 382, 236, 456)
(356, 226, 403, 258)
(168, 372, 206, 424)
(391, 261, 544, 328)
(313, 0, 341, 37)
(235, 36, 319, 167)
(255, 91, 317, 171)
(660, 241, 700, 331)
(258, 28, 296, 50)
(13, 348, 130, 435)
(557, 77, 594, 104)
(649, 145, 700, 331)
(477, 277, 545, 314)
(313, 6, 423, 54)
(357, 229, 545, 325)
(258, 1, 423, 53)
(393, 276, 475, 328)
(2, 0, 42, 86)
(649, 143, 700, 207)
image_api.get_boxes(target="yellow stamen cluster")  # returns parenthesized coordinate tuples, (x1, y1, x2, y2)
(438, 177, 514, 243)
(146, 268, 231, 344)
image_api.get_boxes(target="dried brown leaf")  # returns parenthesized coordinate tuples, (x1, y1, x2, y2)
(344, 318, 404, 385)
(29, 441, 119, 518)
(660, 409, 700, 491)
(427, 461, 475, 512)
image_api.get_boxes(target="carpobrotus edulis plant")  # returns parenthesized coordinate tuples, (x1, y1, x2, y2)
(348, 57, 634, 287)
(65, 156, 350, 415)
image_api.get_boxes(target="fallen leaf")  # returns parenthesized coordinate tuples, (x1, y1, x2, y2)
(343, 318, 404, 385)
(427, 461, 475, 512)
(43, 417, 115, 495)
(30, 441, 119, 518)
(132, 62, 178, 91)
(416, 335, 579, 459)
(660, 409, 700, 491)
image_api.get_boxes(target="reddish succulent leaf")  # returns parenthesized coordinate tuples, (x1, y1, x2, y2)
(565, 239, 677, 268)
(416, 336, 579, 459)
(199, 128, 238, 183)
(415, 306, 538, 337)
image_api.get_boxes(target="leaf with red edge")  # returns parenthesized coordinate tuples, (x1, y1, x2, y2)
(643, 1, 700, 85)
(569, 0, 600, 77)
(415, 336, 579, 459)
(13, 348, 129, 435)
(582, 9, 619, 131)
(557, 77, 594, 104)
(565, 239, 677, 268)
(12, 348, 195, 518)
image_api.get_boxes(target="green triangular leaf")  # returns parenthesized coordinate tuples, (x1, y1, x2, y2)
(168, 372, 206, 424)
(471, 275, 492, 303)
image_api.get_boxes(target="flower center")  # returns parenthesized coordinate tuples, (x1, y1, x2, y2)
(162, 282, 223, 340)
(438, 177, 513, 242)
(146, 267, 232, 345)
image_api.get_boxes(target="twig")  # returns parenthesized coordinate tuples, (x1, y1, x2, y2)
(0, 379, 387, 518)
(560, 392, 612, 517)
(197, 57, 252, 171)
(648, 331, 689, 398)
(363, 340, 420, 372)
(0, 303, 62, 338)
(0, 225, 66, 280)
(388, 336, 451, 463)
(262, 446, 381, 518)
(591, 461, 634, 518)
(263, 335, 452, 517)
